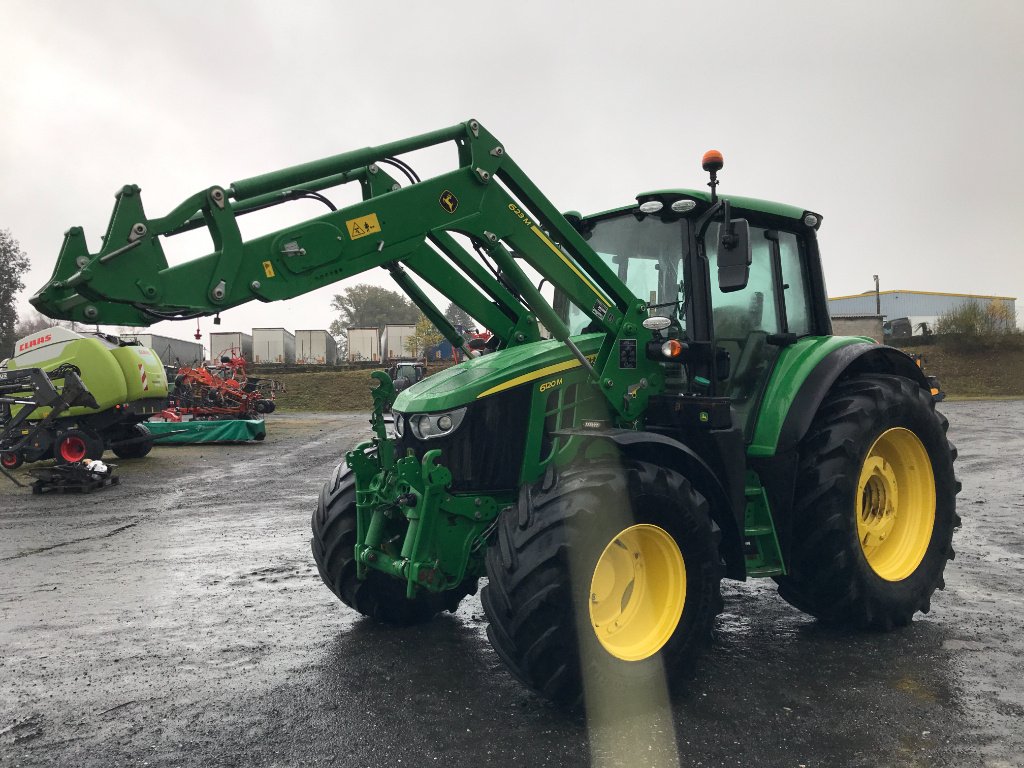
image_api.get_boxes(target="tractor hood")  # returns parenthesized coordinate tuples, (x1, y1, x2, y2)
(393, 333, 603, 414)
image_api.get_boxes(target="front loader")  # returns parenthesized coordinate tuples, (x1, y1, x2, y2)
(32, 120, 959, 706)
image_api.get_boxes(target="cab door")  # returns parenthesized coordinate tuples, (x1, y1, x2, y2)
(705, 221, 813, 439)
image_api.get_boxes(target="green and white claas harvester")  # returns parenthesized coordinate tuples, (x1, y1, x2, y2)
(32, 120, 959, 706)
(1, 327, 167, 469)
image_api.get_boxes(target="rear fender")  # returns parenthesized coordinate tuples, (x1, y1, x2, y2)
(775, 343, 930, 454)
(749, 343, 931, 568)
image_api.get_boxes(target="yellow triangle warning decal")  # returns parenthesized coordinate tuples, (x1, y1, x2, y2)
(346, 212, 382, 241)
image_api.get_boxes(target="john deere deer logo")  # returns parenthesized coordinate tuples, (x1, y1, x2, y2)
(439, 190, 459, 214)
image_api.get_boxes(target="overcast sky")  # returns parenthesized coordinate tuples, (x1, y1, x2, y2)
(3, 1, 1022, 348)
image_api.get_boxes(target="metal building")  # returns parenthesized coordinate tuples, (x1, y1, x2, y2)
(295, 330, 338, 365)
(252, 328, 296, 364)
(120, 333, 204, 367)
(829, 290, 1016, 329)
(210, 332, 253, 362)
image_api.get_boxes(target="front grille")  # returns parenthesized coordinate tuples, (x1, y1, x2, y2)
(394, 385, 531, 493)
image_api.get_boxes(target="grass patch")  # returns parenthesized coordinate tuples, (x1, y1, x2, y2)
(902, 344, 1024, 398)
(271, 370, 378, 412)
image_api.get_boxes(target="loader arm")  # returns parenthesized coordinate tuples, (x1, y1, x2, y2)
(32, 119, 663, 419)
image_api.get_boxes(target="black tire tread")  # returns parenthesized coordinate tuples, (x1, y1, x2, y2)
(110, 424, 154, 460)
(482, 460, 722, 705)
(310, 462, 473, 625)
(775, 374, 959, 629)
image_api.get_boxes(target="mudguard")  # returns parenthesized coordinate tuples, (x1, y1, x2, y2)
(554, 427, 747, 580)
(775, 343, 930, 454)
(750, 342, 932, 569)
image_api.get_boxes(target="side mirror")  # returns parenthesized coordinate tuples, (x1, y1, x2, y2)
(717, 216, 751, 293)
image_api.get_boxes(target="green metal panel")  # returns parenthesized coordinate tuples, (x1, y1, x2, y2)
(392, 334, 604, 414)
(747, 335, 870, 457)
(518, 366, 612, 485)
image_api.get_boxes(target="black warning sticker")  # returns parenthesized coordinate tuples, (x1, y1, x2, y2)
(592, 302, 607, 319)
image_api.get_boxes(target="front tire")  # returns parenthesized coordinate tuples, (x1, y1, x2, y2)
(1, 451, 23, 471)
(775, 374, 959, 628)
(310, 462, 473, 625)
(482, 460, 722, 706)
(53, 428, 104, 465)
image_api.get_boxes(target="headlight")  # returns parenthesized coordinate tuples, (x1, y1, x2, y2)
(409, 407, 467, 440)
(393, 411, 404, 438)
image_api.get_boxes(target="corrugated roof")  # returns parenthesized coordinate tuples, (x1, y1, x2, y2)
(829, 289, 1015, 301)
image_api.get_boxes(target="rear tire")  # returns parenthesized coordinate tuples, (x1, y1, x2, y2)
(110, 424, 154, 459)
(311, 462, 474, 625)
(482, 460, 722, 706)
(53, 428, 104, 465)
(775, 374, 959, 628)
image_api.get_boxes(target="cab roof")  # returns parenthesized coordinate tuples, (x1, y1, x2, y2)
(585, 188, 809, 222)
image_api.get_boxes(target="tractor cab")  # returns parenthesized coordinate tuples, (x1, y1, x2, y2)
(389, 360, 425, 393)
(562, 182, 829, 440)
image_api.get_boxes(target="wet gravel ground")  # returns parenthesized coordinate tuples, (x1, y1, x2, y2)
(0, 402, 1022, 768)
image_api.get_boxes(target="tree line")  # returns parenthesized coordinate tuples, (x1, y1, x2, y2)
(328, 283, 475, 359)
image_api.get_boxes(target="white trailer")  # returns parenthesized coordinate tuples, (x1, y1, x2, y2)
(210, 331, 253, 362)
(295, 330, 338, 365)
(252, 327, 296, 364)
(347, 327, 381, 362)
(381, 324, 417, 361)
(120, 333, 204, 366)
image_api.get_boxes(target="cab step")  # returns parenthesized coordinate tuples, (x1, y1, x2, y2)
(743, 472, 786, 577)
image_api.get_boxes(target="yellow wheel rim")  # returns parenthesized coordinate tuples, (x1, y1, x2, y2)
(588, 524, 686, 661)
(856, 427, 936, 581)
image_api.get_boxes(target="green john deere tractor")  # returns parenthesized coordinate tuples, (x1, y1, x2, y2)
(32, 120, 959, 706)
